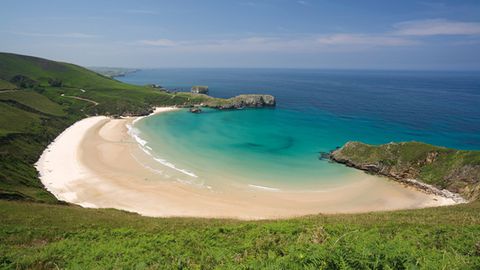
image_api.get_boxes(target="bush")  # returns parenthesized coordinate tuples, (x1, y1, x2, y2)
(9, 75, 38, 88)
(48, 78, 63, 87)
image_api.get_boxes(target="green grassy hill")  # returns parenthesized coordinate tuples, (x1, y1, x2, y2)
(0, 53, 219, 117)
(1, 52, 479, 269)
(0, 53, 139, 90)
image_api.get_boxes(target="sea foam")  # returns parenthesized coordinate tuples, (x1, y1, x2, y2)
(127, 123, 199, 179)
(248, 184, 281, 192)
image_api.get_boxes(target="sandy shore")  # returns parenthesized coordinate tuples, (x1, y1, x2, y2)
(36, 107, 457, 219)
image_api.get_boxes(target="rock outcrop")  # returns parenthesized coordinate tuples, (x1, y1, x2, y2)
(189, 107, 202, 113)
(328, 141, 480, 202)
(191, 85, 209, 94)
(205, 94, 276, 109)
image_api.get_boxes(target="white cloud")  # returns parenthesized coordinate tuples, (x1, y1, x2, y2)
(136, 36, 299, 52)
(316, 34, 418, 46)
(62, 33, 98, 38)
(134, 18, 480, 53)
(135, 34, 417, 54)
(138, 39, 177, 47)
(393, 19, 480, 36)
(297, 1, 308, 5)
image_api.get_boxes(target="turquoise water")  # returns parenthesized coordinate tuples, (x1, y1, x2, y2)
(123, 69, 480, 188)
(135, 108, 358, 188)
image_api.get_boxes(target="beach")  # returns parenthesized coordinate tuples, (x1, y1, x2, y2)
(36, 108, 457, 219)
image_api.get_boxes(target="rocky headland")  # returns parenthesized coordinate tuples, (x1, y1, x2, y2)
(204, 94, 276, 109)
(88, 67, 139, 78)
(328, 141, 480, 203)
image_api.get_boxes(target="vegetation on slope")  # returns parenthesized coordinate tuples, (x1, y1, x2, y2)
(330, 141, 480, 200)
(0, 79, 17, 90)
(0, 101, 42, 136)
(0, 53, 141, 91)
(0, 90, 65, 116)
(1, 200, 479, 269)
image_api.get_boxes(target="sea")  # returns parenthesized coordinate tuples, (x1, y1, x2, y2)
(119, 69, 480, 189)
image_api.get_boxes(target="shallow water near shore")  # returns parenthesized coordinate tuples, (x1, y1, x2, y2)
(133, 108, 365, 189)
(124, 69, 480, 189)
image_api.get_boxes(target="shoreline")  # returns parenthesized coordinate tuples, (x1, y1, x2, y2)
(35, 107, 459, 220)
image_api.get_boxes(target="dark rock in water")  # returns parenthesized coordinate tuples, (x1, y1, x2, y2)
(318, 151, 331, 160)
(189, 107, 202, 113)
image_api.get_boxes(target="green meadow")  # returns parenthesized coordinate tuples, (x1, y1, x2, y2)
(1, 200, 479, 269)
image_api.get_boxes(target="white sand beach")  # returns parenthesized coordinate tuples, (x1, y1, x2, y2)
(35, 107, 457, 219)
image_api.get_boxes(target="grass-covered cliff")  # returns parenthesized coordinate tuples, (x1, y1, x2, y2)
(330, 141, 480, 201)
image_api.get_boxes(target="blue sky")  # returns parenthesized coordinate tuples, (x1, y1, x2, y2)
(1, 0, 480, 69)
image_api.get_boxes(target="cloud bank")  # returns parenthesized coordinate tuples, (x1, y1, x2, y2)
(393, 19, 480, 36)
(137, 19, 479, 53)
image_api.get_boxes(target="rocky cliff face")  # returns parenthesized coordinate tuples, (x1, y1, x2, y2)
(329, 141, 480, 202)
(191, 85, 209, 94)
(204, 94, 276, 109)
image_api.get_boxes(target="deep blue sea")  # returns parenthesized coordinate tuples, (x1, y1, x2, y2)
(119, 69, 480, 188)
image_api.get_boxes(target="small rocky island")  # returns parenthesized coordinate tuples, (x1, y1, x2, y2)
(328, 141, 480, 202)
(209, 94, 276, 109)
(187, 93, 276, 112)
(191, 85, 209, 94)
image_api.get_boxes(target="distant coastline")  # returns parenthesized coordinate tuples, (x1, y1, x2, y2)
(88, 66, 140, 78)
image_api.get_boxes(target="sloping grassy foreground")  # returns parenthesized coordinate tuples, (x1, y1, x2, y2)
(1, 200, 479, 269)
